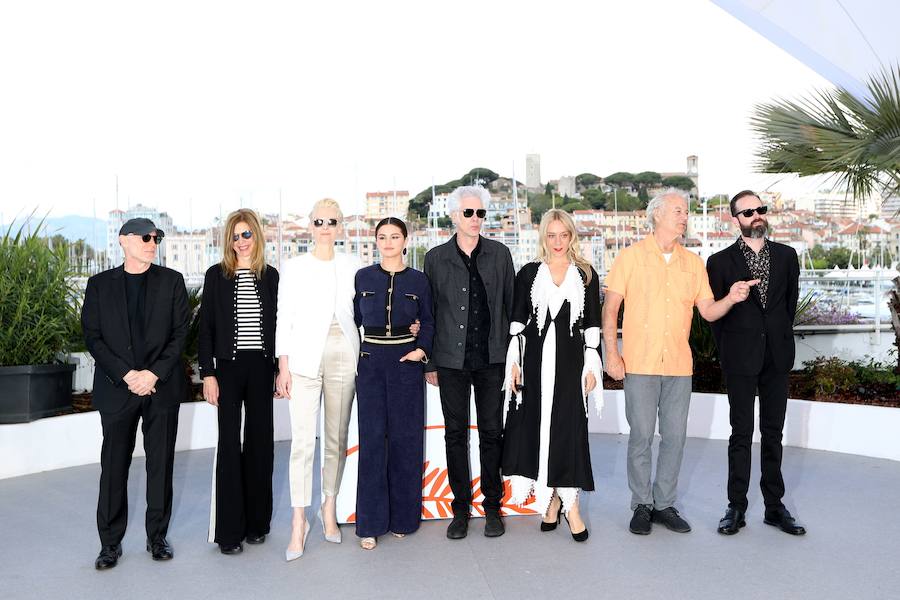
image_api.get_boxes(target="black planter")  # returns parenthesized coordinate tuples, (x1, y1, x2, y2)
(0, 363, 76, 424)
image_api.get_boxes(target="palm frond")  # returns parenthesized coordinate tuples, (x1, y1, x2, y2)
(752, 65, 900, 205)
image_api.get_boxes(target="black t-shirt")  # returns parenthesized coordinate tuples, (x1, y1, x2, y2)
(124, 270, 147, 369)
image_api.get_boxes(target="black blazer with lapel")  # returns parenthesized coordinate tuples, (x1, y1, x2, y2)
(81, 264, 190, 413)
(706, 240, 800, 376)
(197, 263, 279, 378)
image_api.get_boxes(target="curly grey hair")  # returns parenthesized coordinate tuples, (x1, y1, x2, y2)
(646, 189, 689, 231)
(447, 185, 491, 213)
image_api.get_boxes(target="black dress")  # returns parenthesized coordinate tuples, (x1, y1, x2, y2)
(501, 261, 602, 514)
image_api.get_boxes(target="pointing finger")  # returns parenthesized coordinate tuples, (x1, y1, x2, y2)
(747, 279, 761, 286)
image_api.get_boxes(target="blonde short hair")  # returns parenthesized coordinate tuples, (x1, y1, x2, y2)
(309, 198, 344, 221)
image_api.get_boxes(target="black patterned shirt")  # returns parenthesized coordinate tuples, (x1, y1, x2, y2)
(738, 237, 770, 309)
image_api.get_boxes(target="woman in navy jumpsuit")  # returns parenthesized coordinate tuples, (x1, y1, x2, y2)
(354, 217, 434, 549)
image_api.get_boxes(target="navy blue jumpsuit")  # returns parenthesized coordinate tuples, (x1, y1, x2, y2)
(353, 265, 434, 537)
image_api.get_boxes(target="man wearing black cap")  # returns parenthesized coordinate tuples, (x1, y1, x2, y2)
(81, 218, 190, 569)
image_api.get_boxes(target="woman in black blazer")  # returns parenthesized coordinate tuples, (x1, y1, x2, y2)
(198, 208, 279, 555)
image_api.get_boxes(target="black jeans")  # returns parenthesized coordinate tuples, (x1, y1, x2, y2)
(724, 345, 789, 513)
(97, 394, 179, 546)
(212, 352, 275, 545)
(436, 364, 504, 515)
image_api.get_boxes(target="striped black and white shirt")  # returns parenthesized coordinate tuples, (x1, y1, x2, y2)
(234, 269, 264, 351)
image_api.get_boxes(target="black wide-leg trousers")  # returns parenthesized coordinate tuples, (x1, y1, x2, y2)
(97, 393, 179, 547)
(211, 351, 275, 545)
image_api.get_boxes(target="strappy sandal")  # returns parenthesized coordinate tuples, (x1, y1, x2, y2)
(360, 537, 377, 550)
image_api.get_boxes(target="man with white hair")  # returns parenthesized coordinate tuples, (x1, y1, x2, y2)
(424, 185, 515, 540)
(602, 190, 756, 535)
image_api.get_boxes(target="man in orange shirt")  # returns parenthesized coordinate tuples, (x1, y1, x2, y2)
(603, 190, 757, 535)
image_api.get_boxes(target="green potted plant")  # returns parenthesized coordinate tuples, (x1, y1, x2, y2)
(0, 215, 79, 423)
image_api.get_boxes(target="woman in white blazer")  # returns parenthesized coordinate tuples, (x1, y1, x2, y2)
(275, 198, 362, 560)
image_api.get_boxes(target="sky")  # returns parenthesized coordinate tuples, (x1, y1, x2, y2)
(0, 0, 834, 229)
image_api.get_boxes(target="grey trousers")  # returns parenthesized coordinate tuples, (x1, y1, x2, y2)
(624, 374, 692, 511)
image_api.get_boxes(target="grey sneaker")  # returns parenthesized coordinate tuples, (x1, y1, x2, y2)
(652, 507, 692, 533)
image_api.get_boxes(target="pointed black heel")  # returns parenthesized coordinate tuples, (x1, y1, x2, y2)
(540, 509, 561, 532)
(564, 514, 589, 542)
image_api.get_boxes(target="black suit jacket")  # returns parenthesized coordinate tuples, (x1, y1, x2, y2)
(197, 263, 279, 378)
(706, 240, 800, 376)
(81, 264, 190, 413)
(423, 235, 515, 371)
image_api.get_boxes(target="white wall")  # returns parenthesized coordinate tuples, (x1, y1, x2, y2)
(3, 387, 899, 480)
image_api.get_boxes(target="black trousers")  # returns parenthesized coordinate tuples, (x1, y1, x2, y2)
(724, 345, 789, 513)
(97, 394, 179, 547)
(211, 352, 275, 545)
(436, 365, 504, 515)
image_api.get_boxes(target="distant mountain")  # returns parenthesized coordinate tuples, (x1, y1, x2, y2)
(41, 215, 108, 250)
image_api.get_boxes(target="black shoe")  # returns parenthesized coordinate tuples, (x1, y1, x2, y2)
(540, 509, 561, 532)
(245, 534, 266, 545)
(219, 542, 243, 555)
(717, 508, 746, 535)
(146, 538, 174, 561)
(563, 514, 589, 542)
(764, 508, 807, 536)
(651, 507, 692, 533)
(629, 504, 653, 535)
(484, 512, 505, 538)
(94, 544, 122, 570)
(446, 514, 469, 540)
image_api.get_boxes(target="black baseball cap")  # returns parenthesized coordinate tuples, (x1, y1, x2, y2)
(119, 218, 165, 238)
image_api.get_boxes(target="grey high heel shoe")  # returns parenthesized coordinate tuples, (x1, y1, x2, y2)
(318, 505, 342, 544)
(285, 520, 311, 561)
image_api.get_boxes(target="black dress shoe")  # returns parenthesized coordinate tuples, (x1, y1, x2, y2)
(764, 508, 807, 536)
(484, 512, 505, 538)
(146, 538, 174, 561)
(245, 534, 266, 545)
(651, 507, 692, 533)
(446, 514, 469, 539)
(95, 544, 122, 570)
(717, 508, 746, 535)
(629, 504, 653, 535)
(219, 542, 243, 555)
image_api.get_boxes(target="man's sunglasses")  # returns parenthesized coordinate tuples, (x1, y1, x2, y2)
(313, 218, 339, 228)
(734, 205, 768, 218)
(131, 233, 162, 245)
(462, 208, 487, 219)
(232, 230, 253, 242)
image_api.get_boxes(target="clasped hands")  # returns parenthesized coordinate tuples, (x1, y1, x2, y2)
(123, 369, 158, 396)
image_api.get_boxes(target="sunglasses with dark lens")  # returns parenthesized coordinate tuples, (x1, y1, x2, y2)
(734, 205, 768, 218)
(313, 218, 339, 228)
(462, 208, 487, 219)
(133, 233, 162, 244)
(232, 230, 253, 242)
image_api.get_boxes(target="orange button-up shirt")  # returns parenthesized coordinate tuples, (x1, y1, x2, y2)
(604, 235, 713, 376)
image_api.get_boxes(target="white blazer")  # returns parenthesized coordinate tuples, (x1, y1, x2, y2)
(275, 251, 362, 378)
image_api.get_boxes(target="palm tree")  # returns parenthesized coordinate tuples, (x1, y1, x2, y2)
(751, 66, 900, 372)
(751, 66, 900, 202)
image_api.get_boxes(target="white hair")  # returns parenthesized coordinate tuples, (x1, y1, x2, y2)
(646, 188, 689, 231)
(447, 185, 491, 213)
